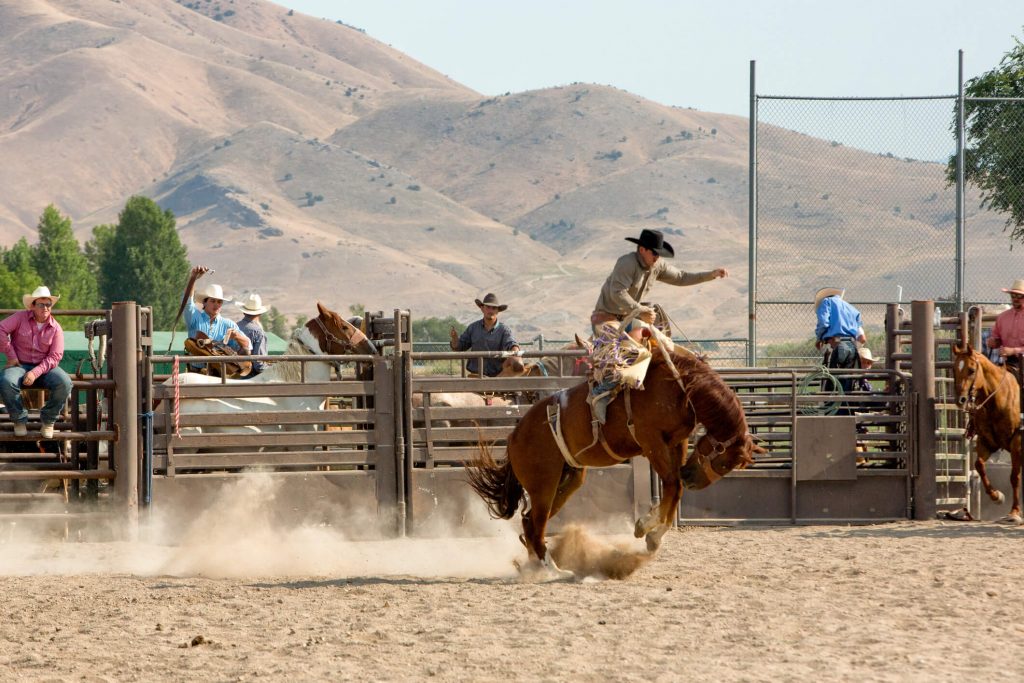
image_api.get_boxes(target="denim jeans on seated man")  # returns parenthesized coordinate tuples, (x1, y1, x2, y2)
(0, 364, 72, 425)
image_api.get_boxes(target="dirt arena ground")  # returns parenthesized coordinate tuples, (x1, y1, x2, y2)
(1, 478, 1022, 682)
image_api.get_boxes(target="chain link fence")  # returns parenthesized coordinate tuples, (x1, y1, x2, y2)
(754, 94, 1024, 365)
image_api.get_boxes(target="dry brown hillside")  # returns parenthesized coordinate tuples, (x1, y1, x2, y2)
(0, 0, 1014, 343)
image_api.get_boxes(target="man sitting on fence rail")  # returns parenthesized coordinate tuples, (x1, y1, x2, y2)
(986, 279, 1024, 369)
(0, 286, 72, 439)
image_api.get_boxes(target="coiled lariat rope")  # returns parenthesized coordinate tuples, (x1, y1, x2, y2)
(797, 365, 844, 416)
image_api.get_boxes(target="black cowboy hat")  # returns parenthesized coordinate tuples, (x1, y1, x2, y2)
(474, 293, 508, 312)
(625, 229, 674, 257)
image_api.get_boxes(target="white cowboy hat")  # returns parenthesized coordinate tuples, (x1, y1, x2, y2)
(235, 292, 269, 316)
(1001, 279, 1024, 295)
(195, 283, 229, 302)
(23, 285, 59, 310)
(858, 347, 875, 362)
(813, 287, 845, 309)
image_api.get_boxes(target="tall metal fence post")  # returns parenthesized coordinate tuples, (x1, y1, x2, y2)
(111, 301, 139, 539)
(748, 58, 758, 366)
(911, 300, 937, 520)
(372, 355, 398, 536)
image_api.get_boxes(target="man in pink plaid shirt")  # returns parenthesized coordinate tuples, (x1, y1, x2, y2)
(0, 285, 72, 439)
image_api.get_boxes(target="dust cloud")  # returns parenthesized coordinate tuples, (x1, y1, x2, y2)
(0, 473, 524, 580)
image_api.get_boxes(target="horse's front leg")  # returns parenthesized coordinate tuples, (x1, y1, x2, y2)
(634, 440, 686, 552)
(974, 443, 1005, 505)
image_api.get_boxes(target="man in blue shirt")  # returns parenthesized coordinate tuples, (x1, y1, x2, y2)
(184, 265, 251, 353)
(449, 293, 520, 377)
(814, 287, 866, 391)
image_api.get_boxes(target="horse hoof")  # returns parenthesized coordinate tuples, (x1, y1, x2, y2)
(515, 559, 575, 583)
(633, 520, 646, 539)
(991, 490, 1006, 504)
(645, 527, 667, 553)
(995, 513, 1024, 526)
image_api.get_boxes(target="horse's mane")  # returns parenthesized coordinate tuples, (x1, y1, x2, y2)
(658, 349, 746, 438)
(256, 336, 318, 384)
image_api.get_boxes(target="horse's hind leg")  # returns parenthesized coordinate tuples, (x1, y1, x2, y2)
(550, 466, 587, 518)
(1009, 435, 1023, 521)
(518, 468, 579, 582)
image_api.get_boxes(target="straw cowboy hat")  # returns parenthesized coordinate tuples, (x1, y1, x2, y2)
(813, 287, 845, 309)
(22, 285, 59, 310)
(625, 229, 674, 257)
(195, 283, 229, 302)
(858, 347, 876, 363)
(474, 293, 508, 312)
(1001, 279, 1024, 295)
(235, 292, 269, 316)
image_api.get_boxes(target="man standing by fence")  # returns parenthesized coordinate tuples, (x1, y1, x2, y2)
(814, 287, 866, 392)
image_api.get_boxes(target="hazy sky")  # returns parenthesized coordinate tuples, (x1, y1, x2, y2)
(284, 0, 1021, 117)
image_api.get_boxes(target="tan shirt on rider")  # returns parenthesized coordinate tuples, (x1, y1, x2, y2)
(593, 251, 719, 319)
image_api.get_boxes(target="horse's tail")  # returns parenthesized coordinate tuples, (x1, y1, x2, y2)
(465, 441, 523, 520)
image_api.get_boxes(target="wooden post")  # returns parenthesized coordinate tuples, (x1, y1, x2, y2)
(911, 300, 937, 520)
(111, 302, 139, 539)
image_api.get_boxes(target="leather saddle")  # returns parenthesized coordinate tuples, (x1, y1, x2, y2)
(185, 331, 252, 378)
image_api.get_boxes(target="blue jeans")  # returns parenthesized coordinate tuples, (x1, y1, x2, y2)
(0, 364, 72, 424)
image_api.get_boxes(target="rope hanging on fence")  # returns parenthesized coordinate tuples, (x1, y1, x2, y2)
(797, 366, 845, 416)
(172, 355, 181, 438)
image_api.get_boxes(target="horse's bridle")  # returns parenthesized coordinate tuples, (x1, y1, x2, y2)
(311, 316, 355, 355)
(961, 354, 1011, 415)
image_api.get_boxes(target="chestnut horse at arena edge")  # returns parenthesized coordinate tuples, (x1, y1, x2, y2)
(952, 344, 1023, 523)
(467, 348, 762, 579)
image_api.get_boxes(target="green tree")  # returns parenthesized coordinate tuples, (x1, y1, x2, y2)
(32, 205, 100, 326)
(265, 306, 288, 338)
(0, 238, 42, 309)
(948, 36, 1024, 242)
(413, 316, 464, 342)
(88, 196, 189, 328)
(84, 223, 115, 298)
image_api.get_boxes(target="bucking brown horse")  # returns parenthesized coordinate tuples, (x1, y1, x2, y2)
(952, 344, 1023, 523)
(466, 347, 762, 579)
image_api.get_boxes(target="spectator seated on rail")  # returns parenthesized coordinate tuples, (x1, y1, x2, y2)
(0, 286, 72, 440)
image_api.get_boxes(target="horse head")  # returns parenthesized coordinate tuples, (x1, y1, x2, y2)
(680, 432, 763, 491)
(951, 342, 985, 410)
(304, 302, 379, 356)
